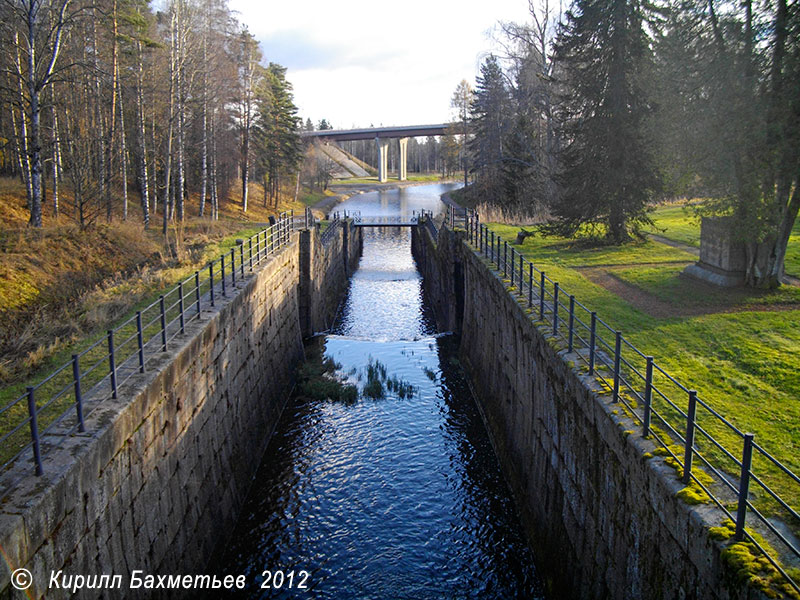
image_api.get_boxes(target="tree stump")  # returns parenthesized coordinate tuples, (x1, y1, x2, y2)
(515, 228, 533, 245)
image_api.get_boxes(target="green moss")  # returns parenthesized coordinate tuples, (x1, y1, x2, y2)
(722, 539, 800, 600)
(643, 452, 653, 460)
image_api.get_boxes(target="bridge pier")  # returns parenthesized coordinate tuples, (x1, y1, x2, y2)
(377, 137, 391, 182)
(376, 136, 410, 182)
(399, 137, 408, 181)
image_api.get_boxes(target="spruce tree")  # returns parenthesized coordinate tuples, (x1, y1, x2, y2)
(468, 55, 510, 203)
(546, 0, 660, 243)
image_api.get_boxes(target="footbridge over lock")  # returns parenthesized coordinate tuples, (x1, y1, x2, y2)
(329, 209, 434, 227)
(302, 124, 449, 183)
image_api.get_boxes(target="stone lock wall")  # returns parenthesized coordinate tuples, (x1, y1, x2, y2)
(411, 223, 763, 600)
(299, 221, 362, 337)
(0, 225, 358, 599)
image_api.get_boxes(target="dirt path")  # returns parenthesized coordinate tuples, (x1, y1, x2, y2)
(581, 266, 800, 319)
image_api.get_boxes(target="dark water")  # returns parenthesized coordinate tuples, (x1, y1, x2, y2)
(211, 184, 545, 599)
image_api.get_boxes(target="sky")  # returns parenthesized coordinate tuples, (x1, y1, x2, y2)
(227, 0, 534, 129)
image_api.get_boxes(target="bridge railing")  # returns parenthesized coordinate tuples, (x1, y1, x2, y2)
(437, 210, 800, 596)
(0, 211, 302, 490)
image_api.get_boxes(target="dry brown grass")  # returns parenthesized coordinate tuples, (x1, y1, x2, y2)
(0, 176, 308, 386)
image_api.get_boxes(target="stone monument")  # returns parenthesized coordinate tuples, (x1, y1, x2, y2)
(683, 216, 747, 286)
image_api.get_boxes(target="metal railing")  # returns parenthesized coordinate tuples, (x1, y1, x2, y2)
(1, 211, 301, 489)
(439, 209, 800, 595)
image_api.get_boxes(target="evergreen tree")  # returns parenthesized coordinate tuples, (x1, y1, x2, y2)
(256, 63, 302, 207)
(546, 0, 660, 243)
(468, 55, 510, 203)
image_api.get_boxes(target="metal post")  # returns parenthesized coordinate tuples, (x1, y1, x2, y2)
(613, 331, 622, 402)
(510, 250, 514, 285)
(503, 241, 508, 277)
(539, 271, 546, 320)
(136, 311, 145, 373)
(683, 390, 698, 484)
(230, 248, 236, 286)
(178, 282, 185, 334)
(195, 271, 201, 314)
(568, 295, 575, 352)
(528, 263, 534, 308)
(519, 256, 524, 297)
(491, 232, 495, 263)
(249, 238, 253, 271)
(209, 263, 215, 307)
(159, 295, 167, 352)
(643, 357, 653, 437)
(221, 255, 227, 297)
(256, 232, 261, 263)
(589, 313, 597, 375)
(71, 354, 85, 432)
(553, 283, 560, 336)
(26, 387, 43, 475)
(735, 433, 755, 540)
(108, 330, 117, 399)
(239, 242, 245, 277)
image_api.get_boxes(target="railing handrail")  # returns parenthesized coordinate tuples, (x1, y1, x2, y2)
(1, 210, 305, 490)
(434, 209, 799, 596)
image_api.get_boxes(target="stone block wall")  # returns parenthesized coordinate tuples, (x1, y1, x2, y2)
(1, 225, 358, 599)
(412, 223, 762, 600)
(299, 221, 362, 337)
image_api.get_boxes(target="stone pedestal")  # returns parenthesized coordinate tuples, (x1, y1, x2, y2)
(683, 216, 747, 286)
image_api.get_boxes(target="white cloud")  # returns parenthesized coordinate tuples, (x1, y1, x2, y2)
(229, 0, 533, 127)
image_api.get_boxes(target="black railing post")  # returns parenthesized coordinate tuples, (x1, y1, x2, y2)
(643, 357, 653, 437)
(136, 311, 145, 373)
(26, 387, 43, 475)
(490, 232, 495, 263)
(683, 390, 698, 485)
(195, 271, 201, 315)
(209, 263, 215, 307)
(256, 231, 261, 263)
(510, 250, 514, 285)
(249, 238, 253, 271)
(239, 241, 245, 277)
(108, 330, 117, 399)
(613, 331, 622, 402)
(528, 263, 534, 308)
(589, 312, 597, 375)
(553, 283, 560, 336)
(176, 285, 185, 337)
(519, 256, 524, 297)
(72, 354, 85, 432)
(159, 295, 167, 352)
(230, 248, 236, 286)
(735, 433, 755, 540)
(539, 271, 546, 320)
(503, 241, 508, 277)
(221, 255, 227, 297)
(568, 295, 575, 352)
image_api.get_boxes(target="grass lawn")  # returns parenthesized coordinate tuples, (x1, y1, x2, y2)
(646, 201, 800, 276)
(485, 222, 800, 534)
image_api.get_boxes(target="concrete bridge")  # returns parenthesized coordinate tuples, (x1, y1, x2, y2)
(302, 124, 449, 183)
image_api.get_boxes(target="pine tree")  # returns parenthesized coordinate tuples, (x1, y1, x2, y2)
(546, 0, 660, 243)
(256, 63, 302, 207)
